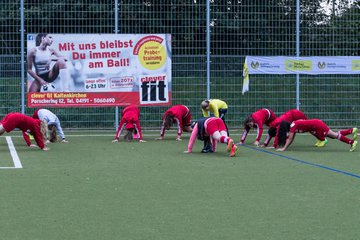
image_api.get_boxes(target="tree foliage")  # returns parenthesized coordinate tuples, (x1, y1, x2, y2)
(0, 0, 359, 56)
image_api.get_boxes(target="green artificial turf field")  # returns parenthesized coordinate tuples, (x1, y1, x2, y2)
(1, 131, 360, 240)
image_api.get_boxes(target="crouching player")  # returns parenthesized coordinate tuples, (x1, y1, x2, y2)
(33, 108, 68, 143)
(184, 117, 238, 157)
(156, 105, 192, 141)
(0, 112, 49, 151)
(112, 105, 146, 143)
(239, 108, 277, 146)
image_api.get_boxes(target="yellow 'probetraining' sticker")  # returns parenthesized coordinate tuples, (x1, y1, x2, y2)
(138, 41, 166, 70)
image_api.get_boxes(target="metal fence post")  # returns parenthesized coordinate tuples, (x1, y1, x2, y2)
(20, 0, 25, 113)
(296, 0, 300, 110)
(206, 0, 210, 100)
(115, 0, 119, 130)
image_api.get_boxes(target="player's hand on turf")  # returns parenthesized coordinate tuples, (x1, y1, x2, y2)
(112, 139, 119, 143)
(139, 140, 146, 143)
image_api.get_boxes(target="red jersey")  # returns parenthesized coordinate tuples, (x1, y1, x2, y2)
(267, 109, 307, 147)
(114, 105, 143, 140)
(290, 119, 329, 141)
(241, 108, 277, 142)
(32, 109, 40, 119)
(160, 105, 191, 137)
(269, 109, 307, 128)
(1, 112, 45, 149)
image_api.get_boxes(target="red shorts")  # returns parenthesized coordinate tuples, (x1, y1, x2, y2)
(292, 120, 330, 141)
(312, 123, 330, 141)
(183, 112, 192, 127)
(1, 113, 19, 132)
(205, 118, 227, 136)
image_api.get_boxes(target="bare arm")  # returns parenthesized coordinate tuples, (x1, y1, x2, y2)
(277, 132, 296, 151)
(186, 124, 198, 153)
(239, 126, 250, 144)
(50, 48, 66, 60)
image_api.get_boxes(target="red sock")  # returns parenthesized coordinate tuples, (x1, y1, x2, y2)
(339, 128, 352, 136)
(337, 134, 354, 145)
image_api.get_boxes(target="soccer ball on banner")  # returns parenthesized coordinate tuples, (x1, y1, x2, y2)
(40, 83, 56, 92)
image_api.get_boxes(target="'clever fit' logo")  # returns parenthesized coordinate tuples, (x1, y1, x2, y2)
(140, 75, 167, 103)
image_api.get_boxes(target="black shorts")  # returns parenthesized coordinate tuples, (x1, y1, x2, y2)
(38, 72, 54, 83)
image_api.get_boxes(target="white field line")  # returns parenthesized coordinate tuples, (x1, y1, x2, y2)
(0, 136, 23, 169)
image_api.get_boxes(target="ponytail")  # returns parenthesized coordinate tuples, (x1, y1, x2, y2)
(40, 120, 48, 141)
(277, 121, 291, 147)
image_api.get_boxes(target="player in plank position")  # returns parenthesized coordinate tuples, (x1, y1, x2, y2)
(276, 119, 358, 152)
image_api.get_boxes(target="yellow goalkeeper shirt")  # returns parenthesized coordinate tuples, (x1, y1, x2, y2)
(202, 99, 228, 118)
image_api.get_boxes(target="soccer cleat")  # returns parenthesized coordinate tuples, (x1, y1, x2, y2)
(227, 138, 234, 152)
(28, 134, 34, 140)
(201, 147, 214, 153)
(316, 138, 328, 148)
(350, 140, 358, 152)
(314, 139, 322, 147)
(230, 144, 238, 157)
(352, 128, 358, 141)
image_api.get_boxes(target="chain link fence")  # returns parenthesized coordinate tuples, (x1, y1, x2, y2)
(0, 0, 359, 130)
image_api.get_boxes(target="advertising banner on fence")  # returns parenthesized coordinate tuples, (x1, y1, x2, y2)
(27, 33, 172, 107)
(243, 56, 360, 94)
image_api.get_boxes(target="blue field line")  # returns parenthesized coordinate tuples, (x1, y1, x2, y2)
(241, 145, 360, 180)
